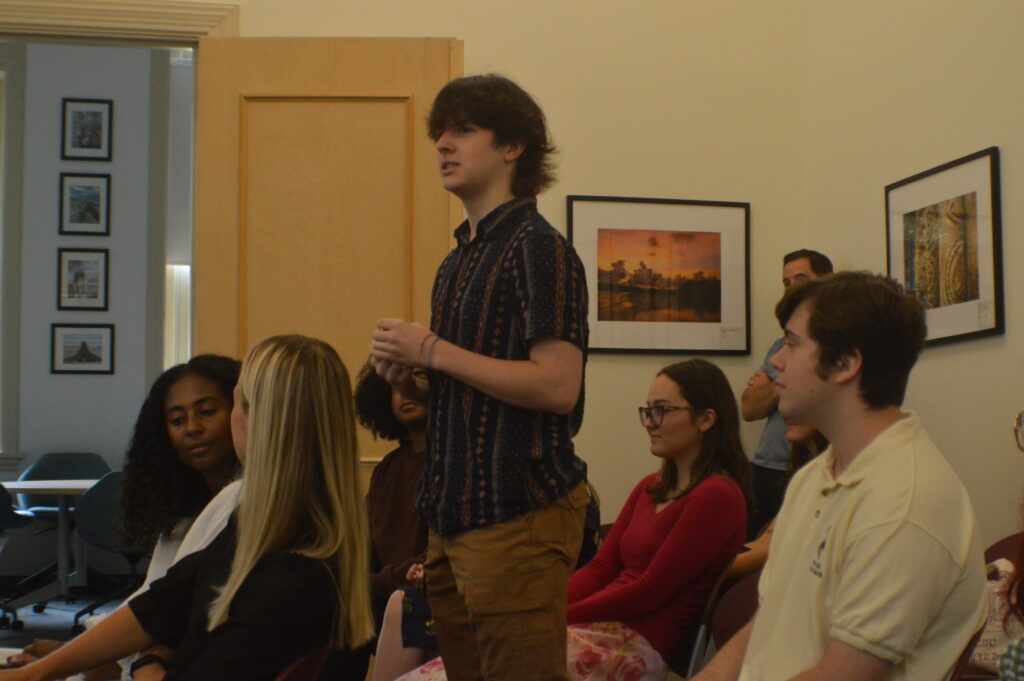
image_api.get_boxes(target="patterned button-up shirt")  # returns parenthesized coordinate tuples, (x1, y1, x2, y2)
(419, 197, 589, 536)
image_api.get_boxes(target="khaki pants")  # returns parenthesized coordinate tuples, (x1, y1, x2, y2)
(425, 482, 589, 681)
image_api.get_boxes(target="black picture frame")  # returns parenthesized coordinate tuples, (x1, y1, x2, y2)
(51, 323, 115, 374)
(57, 248, 109, 311)
(885, 147, 1003, 346)
(61, 98, 113, 162)
(567, 194, 751, 354)
(59, 173, 110, 236)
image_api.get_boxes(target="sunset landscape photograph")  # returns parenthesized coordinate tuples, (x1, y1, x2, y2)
(596, 228, 722, 322)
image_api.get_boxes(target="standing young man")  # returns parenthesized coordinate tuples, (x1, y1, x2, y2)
(370, 74, 589, 681)
(695, 271, 985, 681)
(742, 248, 832, 536)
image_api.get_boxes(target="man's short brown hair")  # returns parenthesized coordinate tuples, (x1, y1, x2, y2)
(775, 271, 926, 409)
(427, 74, 556, 197)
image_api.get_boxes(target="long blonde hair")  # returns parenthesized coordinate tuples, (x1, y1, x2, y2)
(207, 335, 374, 649)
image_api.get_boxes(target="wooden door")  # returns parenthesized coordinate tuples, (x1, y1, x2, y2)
(193, 37, 461, 461)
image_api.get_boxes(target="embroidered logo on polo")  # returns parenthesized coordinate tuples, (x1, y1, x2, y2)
(809, 527, 829, 578)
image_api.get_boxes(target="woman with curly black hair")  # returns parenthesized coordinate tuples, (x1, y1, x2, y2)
(354, 361, 429, 620)
(7, 355, 241, 676)
(117, 354, 241, 561)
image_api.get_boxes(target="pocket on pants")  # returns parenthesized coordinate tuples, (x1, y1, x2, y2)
(462, 566, 554, 616)
(461, 567, 564, 678)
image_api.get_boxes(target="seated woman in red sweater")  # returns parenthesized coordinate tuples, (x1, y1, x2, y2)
(564, 358, 749, 678)
(391, 358, 749, 681)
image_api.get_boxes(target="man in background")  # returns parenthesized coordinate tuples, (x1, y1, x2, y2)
(742, 248, 832, 536)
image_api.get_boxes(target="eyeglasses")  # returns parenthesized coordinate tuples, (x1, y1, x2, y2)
(1014, 412, 1024, 452)
(638, 405, 693, 428)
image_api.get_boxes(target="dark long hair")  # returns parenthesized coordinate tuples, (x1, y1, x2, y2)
(646, 359, 753, 506)
(117, 354, 241, 549)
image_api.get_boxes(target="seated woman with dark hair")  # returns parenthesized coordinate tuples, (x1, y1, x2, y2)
(8, 355, 242, 677)
(353, 362, 429, 620)
(118, 354, 242, 583)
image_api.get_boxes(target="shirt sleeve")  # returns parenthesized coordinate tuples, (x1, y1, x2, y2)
(828, 520, 964, 663)
(513, 231, 588, 349)
(163, 553, 336, 681)
(128, 541, 207, 648)
(567, 477, 745, 624)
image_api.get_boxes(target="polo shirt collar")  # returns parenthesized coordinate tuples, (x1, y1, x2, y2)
(454, 196, 536, 246)
(816, 411, 920, 494)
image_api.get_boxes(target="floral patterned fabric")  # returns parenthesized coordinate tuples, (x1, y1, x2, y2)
(999, 636, 1024, 680)
(393, 622, 665, 681)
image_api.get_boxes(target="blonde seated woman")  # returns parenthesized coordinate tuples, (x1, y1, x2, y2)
(0, 335, 374, 681)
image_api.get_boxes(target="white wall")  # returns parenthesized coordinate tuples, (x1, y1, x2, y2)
(18, 43, 153, 470)
(176, 0, 1022, 545)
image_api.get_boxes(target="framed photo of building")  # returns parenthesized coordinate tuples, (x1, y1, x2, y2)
(59, 173, 110, 235)
(885, 147, 1003, 345)
(57, 248, 109, 311)
(51, 324, 114, 374)
(567, 195, 750, 354)
(61, 98, 113, 161)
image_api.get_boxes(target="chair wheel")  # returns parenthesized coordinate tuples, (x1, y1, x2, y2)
(11, 620, 23, 631)
(32, 603, 45, 614)
(70, 623, 84, 635)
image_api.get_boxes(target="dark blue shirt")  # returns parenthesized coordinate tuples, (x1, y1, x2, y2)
(420, 197, 589, 536)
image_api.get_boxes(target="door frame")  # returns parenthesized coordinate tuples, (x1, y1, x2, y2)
(0, 0, 237, 462)
(0, 0, 239, 43)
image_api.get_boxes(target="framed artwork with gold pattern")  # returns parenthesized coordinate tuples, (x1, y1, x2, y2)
(886, 147, 1003, 345)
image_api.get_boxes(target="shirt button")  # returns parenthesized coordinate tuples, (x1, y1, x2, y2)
(814, 509, 820, 518)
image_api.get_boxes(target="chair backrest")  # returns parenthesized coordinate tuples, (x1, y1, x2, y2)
(711, 567, 761, 651)
(17, 451, 111, 510)
(74, 472, 143, 557)
(0, 483, 32, 532)
(678, 556, 738, 677)
(985, 532, 1023, 564)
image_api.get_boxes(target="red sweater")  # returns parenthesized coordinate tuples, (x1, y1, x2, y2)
(567, 474, 746, 658)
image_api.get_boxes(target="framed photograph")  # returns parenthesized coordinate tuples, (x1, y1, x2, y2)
(61, 98, 113, 161)
(57, 248, 109, 311)
(886, 147, 1003, 345)
(567, 195, 750, 354)
(59, 173, 110, 235)
(51, 324, 114, 374)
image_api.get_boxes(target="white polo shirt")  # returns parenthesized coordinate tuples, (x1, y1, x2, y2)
(739, 412, 986, 681)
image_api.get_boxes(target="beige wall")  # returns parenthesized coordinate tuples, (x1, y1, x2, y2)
(213, 0, 1023, 544)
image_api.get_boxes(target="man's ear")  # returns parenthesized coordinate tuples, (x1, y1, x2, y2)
(831, 349, 862, 386)
(504, 141, 524, 162)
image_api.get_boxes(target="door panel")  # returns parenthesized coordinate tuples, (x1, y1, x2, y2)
(194, 37, 461, 460)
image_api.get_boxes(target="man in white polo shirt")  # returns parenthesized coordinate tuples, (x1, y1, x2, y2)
(694, 271, 985, 681)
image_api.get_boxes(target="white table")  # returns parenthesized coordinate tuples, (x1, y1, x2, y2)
(4, 479, 98, 609)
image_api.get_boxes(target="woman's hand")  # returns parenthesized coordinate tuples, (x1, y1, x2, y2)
(5, 640, 62, 668)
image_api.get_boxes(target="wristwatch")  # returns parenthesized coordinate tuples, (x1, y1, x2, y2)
(129, 654, 167, 678)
